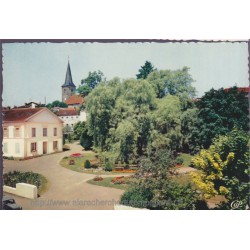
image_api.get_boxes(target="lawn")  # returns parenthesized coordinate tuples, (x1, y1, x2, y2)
(179, 153, 192, 167)
(60, 150, 118, 175)
(87, 177, 130, 190)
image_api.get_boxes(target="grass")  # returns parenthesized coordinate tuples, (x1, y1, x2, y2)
(38, 175, 49, 195)
(87, 177, 129, 190)
(60, 150, 117, 175)
(172, 173, 193, 186)
(60, 150, 97, 172)
(179, 153, 193, 167)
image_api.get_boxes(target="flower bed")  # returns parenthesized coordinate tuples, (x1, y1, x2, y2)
(93, 176, 104, 181)
(112, 170, 136, 173)
(111, 176, 131, 185)
(70, 153, 83, 158)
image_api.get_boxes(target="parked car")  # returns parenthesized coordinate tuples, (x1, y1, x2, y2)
(2, 195, 22, 210)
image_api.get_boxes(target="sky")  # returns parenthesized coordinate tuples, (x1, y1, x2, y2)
(2, 42, 249, 107)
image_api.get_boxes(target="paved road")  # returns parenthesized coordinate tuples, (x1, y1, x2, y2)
(3, 143, 125, 210)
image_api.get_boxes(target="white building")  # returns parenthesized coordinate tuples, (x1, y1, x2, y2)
(2, 108, 63, 159)
(57, 108, 87, 132)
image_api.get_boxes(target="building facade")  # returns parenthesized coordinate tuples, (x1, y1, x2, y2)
(3, 108, 63, 159)
(57, 108, 87, 132)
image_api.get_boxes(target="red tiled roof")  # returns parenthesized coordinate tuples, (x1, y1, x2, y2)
(65, 95, 84, 105)
(3, 108, 44, 122)
(224, 87, 249, 93)
(57, 108, 78, 116)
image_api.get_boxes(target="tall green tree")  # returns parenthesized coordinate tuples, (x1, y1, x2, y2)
(149, 95, 182, 155)
(147, 67, 196, 99)
(86, 82, 116, 150)
(196, 87, 249, 149)
(80, 122, 93, 150)
(136, 61, 155, 79)
(77, 70, 105, 96)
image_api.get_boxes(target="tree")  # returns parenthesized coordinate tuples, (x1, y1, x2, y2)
(191, 129, 250, 209)
(73, 122, 85, 140)
(180, 108, 201, 154)
(149, 95, 182, 155)
(86, 83, 116, 150)
(77, 70, 105, 96)
(120, 148, 205, 209)
(147, 67, 196, 99)
(46, 100, 68, 109)
(79, 122, 93, 150)
(195, 87, 249, 149)
(136, 61, 155, 79)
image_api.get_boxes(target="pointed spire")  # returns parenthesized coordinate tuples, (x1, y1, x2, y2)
(62, 60, 76, 87)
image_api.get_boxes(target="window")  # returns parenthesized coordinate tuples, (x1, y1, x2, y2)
(43, 128, 47, 137)
(3, 127, 8, 138)
(54, 128, 57, 136)
(32, 128, 36, 137)
(15, 127, 20, 137)
(15, 143, 20, 154)
(3, 143, 8, 154)
(53, 141, 58, 150)
(31, 143, 37, 152)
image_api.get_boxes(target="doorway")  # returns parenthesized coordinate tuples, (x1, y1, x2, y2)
(43, 142, 47, 154)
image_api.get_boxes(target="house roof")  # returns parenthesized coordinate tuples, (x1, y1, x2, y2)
(3, 108, 44, 122)
(57, 108, 78, 116)
(65, 95, 84, 105)
(3, 108, 63, 123)
(61, 61, 76, 87)
(224, 87, 249, 93)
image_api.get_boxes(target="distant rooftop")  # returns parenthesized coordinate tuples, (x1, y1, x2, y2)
(224, 86, 249, 93)
(65, 95, 84, 105)
(57, 108, 78, 116)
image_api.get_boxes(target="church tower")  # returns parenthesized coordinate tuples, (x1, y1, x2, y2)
(61, 60, 76, 102)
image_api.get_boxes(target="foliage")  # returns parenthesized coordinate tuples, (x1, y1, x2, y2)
(191, 129, 250, 209)
(148, 95, 182, 154)
(147, 67, 196, 99)
(67, 133, 73, 143)
(195, 87, 249, 149)
(79, 122, 93, 150)
(84, 160, 91, 169)
(3, 171, 45, 190)
(77, 70, 105, 96)
(46, 100, 68, 109)
(104, 162, 113, 172)
(136, 61, 155, 79)
(121, 148, 204, 209)
(175, 156, 184, 165)
(73, 122, 85, 140)
(180, 108, 201, 154)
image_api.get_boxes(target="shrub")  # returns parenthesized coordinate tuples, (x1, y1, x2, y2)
(176, 156, 184, 165)
(104, 162, 113, 172)
(3, 171, 44, 189)
(84, 160, 91, 169)
(63, 145, 70, 151)
(120, 186, 153, 208)
(63, 156, 69, 159)
(91, 164, 99, 169)
(8, 156, 14, 160)
(93, 176, 103, 181)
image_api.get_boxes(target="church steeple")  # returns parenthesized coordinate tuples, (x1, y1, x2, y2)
(61, 60, 76, 102)
(62, 60, 76, 87)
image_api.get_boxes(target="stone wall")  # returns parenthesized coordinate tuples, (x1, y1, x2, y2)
(3, 183, 37, 199)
